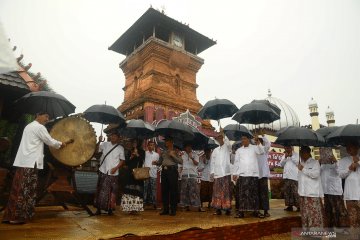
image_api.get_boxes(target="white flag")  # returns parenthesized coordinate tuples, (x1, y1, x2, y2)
(0, 22, 18, 74)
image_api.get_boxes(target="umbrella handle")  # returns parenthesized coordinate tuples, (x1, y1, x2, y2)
(100, 123, 104, 137)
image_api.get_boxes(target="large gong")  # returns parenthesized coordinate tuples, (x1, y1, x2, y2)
(49, 116, 96, 166)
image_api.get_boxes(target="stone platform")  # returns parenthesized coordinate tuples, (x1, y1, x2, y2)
(0, 199, 300, 240)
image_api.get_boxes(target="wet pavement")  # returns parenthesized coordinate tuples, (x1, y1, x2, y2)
(0, 199, 299, 240)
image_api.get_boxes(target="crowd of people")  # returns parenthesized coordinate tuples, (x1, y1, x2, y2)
(92, 129, 273, 219)
(2, 112, 360, 239)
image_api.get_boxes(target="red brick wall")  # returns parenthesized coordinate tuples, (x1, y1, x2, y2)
(113, 216, 301, 240)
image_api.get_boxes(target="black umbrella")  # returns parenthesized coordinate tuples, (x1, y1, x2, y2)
(251, 99, 281, 116)
(275, 126, 325, 147)
(223, 124, 253, 141)
(83, 104, 126, 125)
(276, 126, 290, 137)
(315, 126, 339, 138)
(14, 91, 76, 119)
(326, 124, 360, 146)
(198, 98, 238, 120)
(155, 120, 194, 141)
(118, 119, 155, 139)
(184, 127, 210, 150)
(232, 101, 280, 125)
(205, 138, 219, 150)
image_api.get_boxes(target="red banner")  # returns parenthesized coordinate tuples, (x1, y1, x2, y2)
(268, 152, 284, 179)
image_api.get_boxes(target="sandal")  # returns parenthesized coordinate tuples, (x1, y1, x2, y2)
(234, 212, 244, 218)
(252, 211, 265, 218)
(213, 210, 222, 215)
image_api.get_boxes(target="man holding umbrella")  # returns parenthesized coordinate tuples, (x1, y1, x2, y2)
(280, 146, 300, 212)
(232, 135, 265, 218)
(297, 146, 324, 231)
(3, 112, 66, 224)
(210, 131, 232, 216)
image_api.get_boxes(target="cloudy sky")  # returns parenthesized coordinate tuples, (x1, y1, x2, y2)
(1, 0, 359, 133)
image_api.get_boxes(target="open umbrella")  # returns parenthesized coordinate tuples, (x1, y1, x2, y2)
(205, 138, 219, 150)
(83, 104, 126, 136)
(251, 99, 281, 116)
(14, 91, 76, 119)
(223, 124, 253, 141)
(83, 104, 125, 125)
(155, 120, 194, 141)
(316, 126, 339, 138)
(198, 98, 238, 120)
(118, 119, 155, 139)
(275, 126, 325, 147)
(232, 101, 280, 125)
(184, 127, 209, 150)
(326, 124, 360, 146)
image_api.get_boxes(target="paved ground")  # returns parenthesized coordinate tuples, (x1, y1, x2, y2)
(0, 199, 299, 240)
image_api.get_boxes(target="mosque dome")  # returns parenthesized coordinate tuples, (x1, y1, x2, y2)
(247, 90, 300, 131)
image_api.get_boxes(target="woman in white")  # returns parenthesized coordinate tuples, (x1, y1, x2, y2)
(179, 143, 202, 211)
(198, 148, 213, 208)
(320, 147, 349, 230)
(338, 142, 360, 234)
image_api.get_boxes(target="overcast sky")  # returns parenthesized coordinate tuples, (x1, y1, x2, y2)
(1, 0, 359, 134)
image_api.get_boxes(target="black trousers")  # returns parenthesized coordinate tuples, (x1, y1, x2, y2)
(161, 166, 178, 211)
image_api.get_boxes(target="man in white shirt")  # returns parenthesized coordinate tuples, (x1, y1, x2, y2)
(94, 132, 125, 215)
(319, 147, 348, 231)
(338, 142, 360, 233)
(297, 146, 324, 231)
(3, 112, 65, 224)
(210, 132, 232, 215)
(279, 146, 300, 212)
(232, 135, 264, 218)
(143, 141, 159, 209)
(257, 134, 271, 217)
(198, 148, 213, 208)
(179, 143, 203, 212)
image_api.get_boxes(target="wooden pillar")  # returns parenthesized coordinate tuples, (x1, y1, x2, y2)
(144, 106, 154, 123)
(155, 107, 164, 122)
(168, 110, 176, 120)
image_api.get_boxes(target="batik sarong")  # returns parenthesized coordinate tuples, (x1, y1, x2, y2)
(324, 194, 349, 228)
(283, 179, 299, 208)
(299, 196, 325, 230)
(237, 176, 259, 211)
(143, 177, 157, 205)
(211, 175, 231, 210)
(2, 167, 38, 223)
(346, 200, 360, 228)
(94, 172, 118, 211)
(180, 177, 200, 208)
(346, 200, 360, 239)
(200, 181, 213, 204)
(258, 177, 269, 211)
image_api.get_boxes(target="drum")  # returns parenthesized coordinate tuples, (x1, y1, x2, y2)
(49, 116, 96, 167)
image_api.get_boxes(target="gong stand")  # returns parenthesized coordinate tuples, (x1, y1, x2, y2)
(46, 166, 94, 216)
